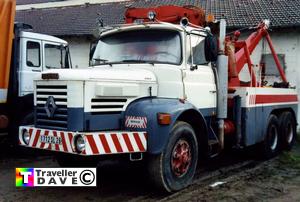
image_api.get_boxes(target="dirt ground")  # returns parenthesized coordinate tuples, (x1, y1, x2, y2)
(1, 137, 300, 202)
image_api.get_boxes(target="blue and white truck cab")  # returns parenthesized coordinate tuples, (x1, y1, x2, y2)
(19, 5, 298, 192)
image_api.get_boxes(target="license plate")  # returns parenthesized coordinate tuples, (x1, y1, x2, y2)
(40, 135, 62, 145)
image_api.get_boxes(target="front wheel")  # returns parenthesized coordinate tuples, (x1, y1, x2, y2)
(147, 121, 198, 192)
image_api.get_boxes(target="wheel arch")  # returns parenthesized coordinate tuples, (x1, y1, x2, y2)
(176, 109, 209, 156)
(271, 108, 297, 125)
(124, 97, 210, 155)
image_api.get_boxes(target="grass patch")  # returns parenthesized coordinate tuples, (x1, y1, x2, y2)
(279, 151, 300, 169)
(277, 133, 300, 176)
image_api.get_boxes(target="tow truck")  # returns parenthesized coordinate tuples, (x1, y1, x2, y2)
(19, 5, 298, 192)
(0, 0, 71, 141)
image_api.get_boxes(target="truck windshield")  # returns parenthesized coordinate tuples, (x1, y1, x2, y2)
(45, 44, 70, 69)
(92, 29, 182, 65)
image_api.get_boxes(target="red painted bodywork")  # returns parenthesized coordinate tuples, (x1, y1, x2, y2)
(125, 5, 206, 27)
(224, 120, 235, 135)
(255, 94, 298, 104)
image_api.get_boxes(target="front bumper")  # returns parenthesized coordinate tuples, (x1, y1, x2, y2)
(19, 126, 147, 156)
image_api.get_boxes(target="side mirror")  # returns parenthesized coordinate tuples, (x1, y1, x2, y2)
(204, 35, 218, 62)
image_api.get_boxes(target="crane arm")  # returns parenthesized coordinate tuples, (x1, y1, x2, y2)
(228, 21, 287, 87)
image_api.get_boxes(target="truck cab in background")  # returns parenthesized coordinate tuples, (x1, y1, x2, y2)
(18, 27, 71, 97)
(4, 24, 71, 139)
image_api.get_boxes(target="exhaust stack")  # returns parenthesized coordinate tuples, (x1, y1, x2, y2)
(217, 19, 228, 150)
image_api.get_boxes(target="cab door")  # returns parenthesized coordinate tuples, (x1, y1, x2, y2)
(19, 38, 42, 96)
(183, 33, 217, 112)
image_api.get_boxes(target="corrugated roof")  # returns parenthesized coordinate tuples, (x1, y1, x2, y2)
(17, 0, 64, 6)
(15, 0, 300, 36)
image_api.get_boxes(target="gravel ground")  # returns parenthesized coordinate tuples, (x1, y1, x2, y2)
(1, 137, 300, 202)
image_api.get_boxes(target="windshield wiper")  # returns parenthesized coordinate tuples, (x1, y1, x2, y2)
(93, 59, 156, 66)
(92, 58, 114, 66)
(46, 65, 60, 69)
(94, 58, 108, 62)
(121, 59, 155, 65)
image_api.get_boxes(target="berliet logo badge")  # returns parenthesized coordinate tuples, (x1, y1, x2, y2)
(45, 96, 57, 118)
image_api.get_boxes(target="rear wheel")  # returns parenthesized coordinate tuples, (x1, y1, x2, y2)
(278, 112, 296, 151)
(261, 114, 280, 159)
(147, 121, 198, 192)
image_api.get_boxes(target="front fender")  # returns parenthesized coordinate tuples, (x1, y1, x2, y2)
(124, 97, 205, 154)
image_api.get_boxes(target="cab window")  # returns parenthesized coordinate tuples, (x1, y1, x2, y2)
(26, 41, 40, 67)
(187, 34, 208, 65)
(45, 44, 65, 69)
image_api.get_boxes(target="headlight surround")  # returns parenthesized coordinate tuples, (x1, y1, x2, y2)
(74, 134, 85, 153)
(22, 129, 30, 145)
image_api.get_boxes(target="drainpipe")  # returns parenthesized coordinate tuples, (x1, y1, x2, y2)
(216, 19, 228, 150)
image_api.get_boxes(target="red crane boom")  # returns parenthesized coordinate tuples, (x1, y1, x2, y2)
(228, 21, 287, 87)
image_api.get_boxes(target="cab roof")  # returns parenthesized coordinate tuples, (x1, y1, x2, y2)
(20, 31, 68, 44)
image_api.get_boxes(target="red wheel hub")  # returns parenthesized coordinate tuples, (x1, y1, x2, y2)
(171, 139, 192, 177)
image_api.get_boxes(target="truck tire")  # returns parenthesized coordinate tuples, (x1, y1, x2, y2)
(278, 112, 296, 151)
(147, 121, 198, 192)
(261, 114, 280, 159)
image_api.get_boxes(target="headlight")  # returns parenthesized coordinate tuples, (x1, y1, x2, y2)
(22, 129, 30, 145)
(148, 11, 156, 21)
(74, 135, 85, 153)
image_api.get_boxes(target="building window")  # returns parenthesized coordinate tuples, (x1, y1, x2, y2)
(26, 41, 40, 67)
(260, 53, 286, 76)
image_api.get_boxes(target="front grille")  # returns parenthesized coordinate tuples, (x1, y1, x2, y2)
(36, 84, 68, 130)
(91, 98, 127, 114)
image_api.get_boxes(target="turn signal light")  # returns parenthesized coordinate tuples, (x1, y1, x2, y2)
(157, 113, 171, 125)
(206, 14, 215, 23)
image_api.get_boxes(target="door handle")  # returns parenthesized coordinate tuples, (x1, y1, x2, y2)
(209, 90, 217, 93)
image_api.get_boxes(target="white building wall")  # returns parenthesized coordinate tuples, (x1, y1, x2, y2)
(265, 31, 300, 131)
(62, 36, 91, 69)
